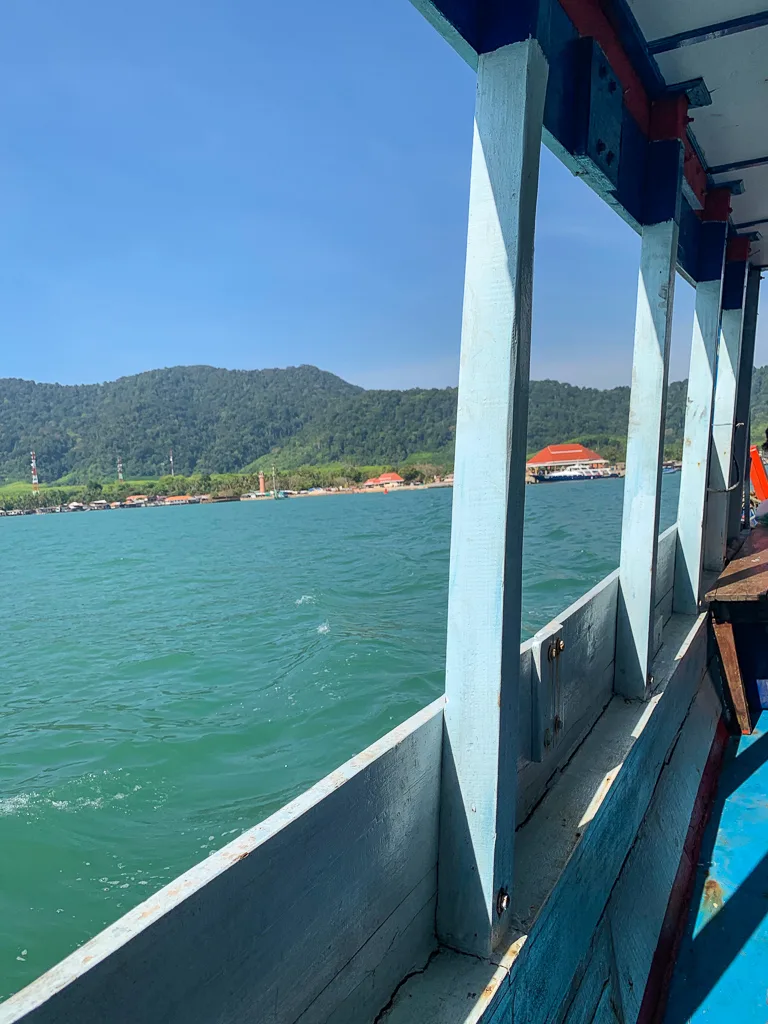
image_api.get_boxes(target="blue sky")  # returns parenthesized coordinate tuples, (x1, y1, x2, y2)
(0, 0, 763, 390)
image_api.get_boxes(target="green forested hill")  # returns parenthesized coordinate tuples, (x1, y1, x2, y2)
(0, 363, 762, 484)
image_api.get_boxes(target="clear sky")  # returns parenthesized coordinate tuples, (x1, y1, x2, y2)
(1, 0, 764, 391)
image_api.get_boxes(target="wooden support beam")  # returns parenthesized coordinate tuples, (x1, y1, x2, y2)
(711, 617, 752, 734)
(437, 37, 548, 957)
(729, 267, 762, 541)
(704, 250, 750, 572)
(674, 195, 730, 612)
(616, 104, 685, 699)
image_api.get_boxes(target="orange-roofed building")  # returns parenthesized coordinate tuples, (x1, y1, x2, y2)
(526, 443, 606, 470)
(164, 495, 192, 504)
(125, 494, 148, 504)
(364, 472, 405, 488)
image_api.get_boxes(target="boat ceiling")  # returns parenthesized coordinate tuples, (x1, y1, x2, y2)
(411, 0, 768, 270)
(627, 0, 767, 266)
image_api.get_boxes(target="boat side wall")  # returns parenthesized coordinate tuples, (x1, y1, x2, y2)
(654, 524, 677, 650)
(0, 701, 444, 1024)
(484, 613, 723, 1024)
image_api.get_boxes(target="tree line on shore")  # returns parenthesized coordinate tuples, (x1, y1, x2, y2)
(4, 360, 768, 497)
(0, 461, 452, 512)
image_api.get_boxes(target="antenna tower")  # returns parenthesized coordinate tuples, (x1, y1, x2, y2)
(117, 457, 124, 482)
(170, 449, 174, 477)
(31, 451, 39, 492)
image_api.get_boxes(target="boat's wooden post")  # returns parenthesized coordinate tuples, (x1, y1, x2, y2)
(672, 191, 730, 614)
(703, 239, 751, 571)
(615, 98, 686, 700)
(728, 266, 762, 543)
(437, 26, 548, 957)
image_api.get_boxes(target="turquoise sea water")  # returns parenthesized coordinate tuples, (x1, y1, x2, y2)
(0, 477, 680, 999)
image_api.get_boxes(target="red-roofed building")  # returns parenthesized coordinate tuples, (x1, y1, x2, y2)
(526, 444, 607, 470)
(363, 472, 405, 488)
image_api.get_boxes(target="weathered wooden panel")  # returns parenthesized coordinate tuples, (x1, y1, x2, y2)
(557, 924, 616, 1024)
(517, 639, 535, 767)
(531, 571, 618, 763)
(383, 615, 720, 1024)
(508, 613, 709, 1022)
(314, 874, 436, 1024)
(517, 571, 617, 819)
(655, 525, 677, 608)
(0, 700, 444, 1024)
(653, 525, 678, 653)
(607, 673, 721, 1022)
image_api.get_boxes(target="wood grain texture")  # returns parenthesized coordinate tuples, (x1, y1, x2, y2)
(711, 618, 752, 734)
(383, 615, 717, 1024)
(0, 700, 444, 1024)
(706, 526, 768, 602)
(531, 571, 617, 764)
(674, 275, 725, 614)
(653, 525, 678, 655)
(616, 209, 682, 699)
(508, 613, 709, 1022)
(705, 303, 746, 573)
(606, 674, 721, 1021)
(438, 37, 548, 957)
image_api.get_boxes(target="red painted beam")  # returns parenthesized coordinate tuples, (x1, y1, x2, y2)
(727, 236, 752, 262)
(703, 187, 732, 223)
(557, 0, 708, 207)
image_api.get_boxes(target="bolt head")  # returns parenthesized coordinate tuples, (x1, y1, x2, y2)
(496, 889, 510, 917)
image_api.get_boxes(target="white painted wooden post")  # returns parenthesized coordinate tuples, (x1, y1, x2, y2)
(437, 38, 548, 957)
(704, 241, 750, 572)
(673, 197, 729, 613)
(615, 102, 686, 700)
(728, 265, 762, 543)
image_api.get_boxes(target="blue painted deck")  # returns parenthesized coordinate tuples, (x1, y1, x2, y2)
(664, 712, 768, 1023)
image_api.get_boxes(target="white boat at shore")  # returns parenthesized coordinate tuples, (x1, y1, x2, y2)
(532, 463, 619, 483)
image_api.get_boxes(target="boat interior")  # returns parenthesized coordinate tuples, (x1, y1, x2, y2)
(1, 0, 767, 1022)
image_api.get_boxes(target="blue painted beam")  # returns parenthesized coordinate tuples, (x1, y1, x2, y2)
(710, 155, 768, 175)
(674, 215, 728, 613)
(704, 247, 749, 573)
(410, 1, 721, 277)
(649, 10, 768, 54)
(729, 268, 762, 543)
(615, 133, 685, 698)
(437, 37, 548, 958)
(733, 220, 768, 230)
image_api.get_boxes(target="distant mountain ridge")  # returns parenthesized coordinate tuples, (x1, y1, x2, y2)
(1, 363, 767, 483)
